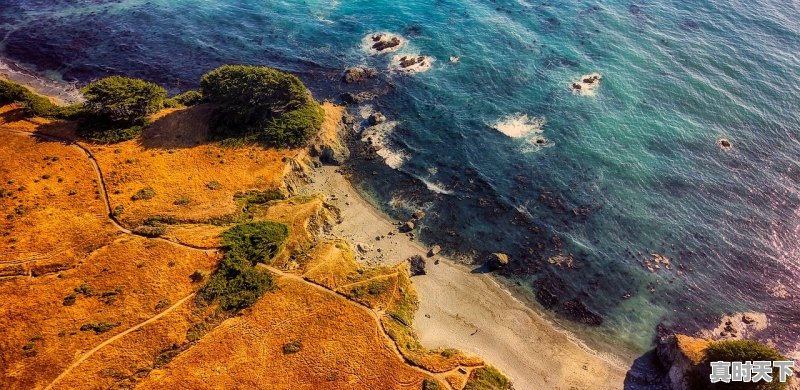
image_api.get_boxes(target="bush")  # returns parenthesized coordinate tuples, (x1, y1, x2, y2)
(422, 379, 441, 390)
(132, 225, 166, 237)
(283, 340, 302, 354)
(164, 90, 203, 108)
(701, 339, 789, 390)
(131, 187, 156, 201)
(81, 76, 166, 124)
(79, 321, 120, 334)
(463, 366, 510, 390)
(0, 79, 84, 119)
(199, 222, 288, 311)
(200, 65, 323, 147)
(221, 222, 289, 265)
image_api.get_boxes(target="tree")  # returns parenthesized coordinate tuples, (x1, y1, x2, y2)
(81, 76, 166, 124)
(702, 339, 790, 390)
(200, 65, 323, 147)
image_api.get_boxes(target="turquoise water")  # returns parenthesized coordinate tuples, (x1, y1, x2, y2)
(2, 0, 799, 354)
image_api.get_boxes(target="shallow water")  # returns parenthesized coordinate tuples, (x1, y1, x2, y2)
(2, 0, 799, 355)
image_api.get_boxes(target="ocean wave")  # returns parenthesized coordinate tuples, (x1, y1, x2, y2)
(0, 57, 83, 104)
(421, 178, 454, 195)
(361, 120, 408, 169)
(491, 113, 546, 138)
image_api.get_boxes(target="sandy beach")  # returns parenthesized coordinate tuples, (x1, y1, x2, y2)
(301, 165, 628, 389)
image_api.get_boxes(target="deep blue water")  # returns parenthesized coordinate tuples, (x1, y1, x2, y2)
(2, 0, 799, 355)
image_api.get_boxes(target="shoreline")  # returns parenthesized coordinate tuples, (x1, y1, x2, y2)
(300, 164, 629, 389)
(1, 66, 630, 387)
(0, 56, 84, 104)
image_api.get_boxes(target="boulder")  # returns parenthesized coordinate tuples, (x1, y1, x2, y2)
(487, 252, 510, 270)
(428, 245, 441, 257)
(356, 242, 372, 253)
(408, 255, 426, 276)
(342, 66, 378, 83)
(399, 220, 415, 233)
(412, 210, 426, 220)
(368, 112, 386, 125)
(372, 36, 401, 51)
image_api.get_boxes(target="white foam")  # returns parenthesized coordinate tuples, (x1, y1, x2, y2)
(361, 120, 407, 169)
(491, 113, 545, 138)
(0, 57, 84, 104)
(421, 179, 453, 195)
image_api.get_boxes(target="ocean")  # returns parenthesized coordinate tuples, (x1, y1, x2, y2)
(2, 0, 798, 356)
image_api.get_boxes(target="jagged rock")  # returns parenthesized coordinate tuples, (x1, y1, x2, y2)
(487, 252, 509, 270)
(656, 334, 709, 390)
(372, 36, 401, 51)
(368, 112, 386, 125)
(428, 245, 441, 257)
(399, 221, 415, 233)
(412, 210, 425, 220)
(408, 255, 426, 276)
(719, 138, 732, 149)
(342, 66, 377, 83)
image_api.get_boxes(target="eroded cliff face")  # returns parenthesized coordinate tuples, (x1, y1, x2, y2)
(657, 334, 710, 390)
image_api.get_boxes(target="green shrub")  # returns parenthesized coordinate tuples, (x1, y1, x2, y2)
(234, 189, 286, 205)
(63, 293, 77, 306)
(463, 366, 510, 390)
(200, 65, 323, 147)
(81, 76, 166, 123)
(78, 119, 148, 143)
(173, 196, 191, 205)
(190, 270, 206, 283)
(164, 90, 203, 108)
(221, 222, 289, 265)
(80, 321, 120, 334)
(199, 222, 288, 311)
(701, 339, 789, 390)
(422, 379, 441, 390)
(0, 79, 85, 119)
(200, 254, 273, 311)
(131, 187, 156, 201)
(282, 340, 302, 354)
(133, 225, 166, 237)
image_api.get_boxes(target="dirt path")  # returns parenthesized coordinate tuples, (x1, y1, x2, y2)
(259, 264, 477, 390)
(44, 293, 196, 390)
(2, 128, 217, 255)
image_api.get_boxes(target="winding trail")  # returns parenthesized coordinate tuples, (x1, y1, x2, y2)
(44, 293, 196, 390)
(1, 125, 473, 389)
(259, 264, 480, 390)
(2, 127, 217, 255)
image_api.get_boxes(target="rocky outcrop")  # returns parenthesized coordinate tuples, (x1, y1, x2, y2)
(399, 220, 415, 233)
(342, 66, 378, 84)
(372, 35, 401, 51)
(561, 299, 603, 326)
(408, 255, 426, 276)
(656, 334, 709, 390)
(487, 252, 509, 270)
(308, 105, 351, 166)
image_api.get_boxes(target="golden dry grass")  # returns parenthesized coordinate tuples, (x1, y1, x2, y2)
(0, 236, 217, 389)
(0, 116, 119, 277)
(137, 276, 435, 390)
(89, 105, 300, 227)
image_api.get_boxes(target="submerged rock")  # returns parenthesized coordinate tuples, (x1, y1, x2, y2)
(561, 299, 603, 326)
(408, 255, 426, 276)
(718, 138, 732, 149)
(340, 91, 376, 105)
